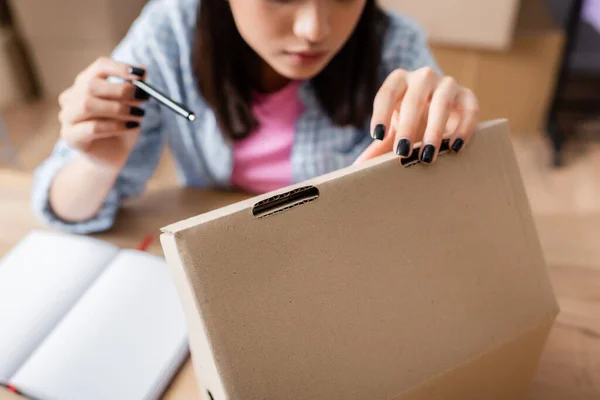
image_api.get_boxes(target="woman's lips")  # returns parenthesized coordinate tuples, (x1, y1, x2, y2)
(284, 50, 328, 65)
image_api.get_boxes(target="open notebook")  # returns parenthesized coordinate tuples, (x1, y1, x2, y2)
(0, 230, 189, 400)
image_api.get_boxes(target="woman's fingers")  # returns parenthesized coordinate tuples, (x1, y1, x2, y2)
(394, 67, 439, 158)
(356, 67, 478, 165)
(84, 78, 140, 102)
(58, 78, 143, 111)
(450, 88, 480, 153)
(79, 57, 146, 81)
(60, 96, 145, 125)
(370, 69, 409, 140)
(419, 76, 460, 163)
(354, 110, 398, 164)
(357, 69, 408, 163)
(62, 120, 141, 147)
(56, 57, 149, 161)
(58, 57, 150, 126)
(82, 77, 150, 104)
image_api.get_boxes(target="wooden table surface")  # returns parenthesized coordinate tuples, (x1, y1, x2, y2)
(0, 169, 598, 399)
(0, 169, 249, 400)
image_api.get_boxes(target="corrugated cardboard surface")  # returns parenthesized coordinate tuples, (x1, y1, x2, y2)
(161, 120, 559, 399)
(379, 0, 521, 50)
(431, 0, 564, 134)
(398, 321, 554, 399)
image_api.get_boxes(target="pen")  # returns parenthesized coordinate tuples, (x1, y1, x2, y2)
(0, 383, 43, 400)
(136, 234, 154, 252)
(131, 80, 196, 122)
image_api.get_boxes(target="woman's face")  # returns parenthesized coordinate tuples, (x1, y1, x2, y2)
(228, 0, 367, 84)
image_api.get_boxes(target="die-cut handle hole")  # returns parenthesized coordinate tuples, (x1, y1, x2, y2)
(252, 186, 320, 219)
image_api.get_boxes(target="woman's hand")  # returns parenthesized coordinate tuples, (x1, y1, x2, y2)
(58, 57, 150, 169)
(355, 67, 479, 164)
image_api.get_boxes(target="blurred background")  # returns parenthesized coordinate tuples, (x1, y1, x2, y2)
(1, 0, 599, 171)
(0, 0, 598, 397)
(0, 0, 599, 170)
(0, 4, 598, 195)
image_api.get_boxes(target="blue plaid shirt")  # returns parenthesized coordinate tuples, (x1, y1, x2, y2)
(31, 0, 440, 234)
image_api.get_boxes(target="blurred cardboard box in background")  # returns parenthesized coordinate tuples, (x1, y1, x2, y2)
(0, 0, 10, 27)
(379, 0, 522, 50)
(7, 0, 148, 97)
(25, 42, 115, 98)
(429, 0, 564, 134)
(7, 0, 147, 43)
(0, 28, 35, 110)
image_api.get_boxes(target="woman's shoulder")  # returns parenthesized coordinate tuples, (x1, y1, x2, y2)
(134, 0, 199, 39)
(114, 0, 199, 58)
(382, 8, 426, 34)
(110, 0, 201, 91)
(148, 0, 200, 29)
(378, 8, 440, 73)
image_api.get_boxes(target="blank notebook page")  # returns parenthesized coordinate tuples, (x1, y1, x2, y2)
(11, 250, 189, 400)
(0, 231, 118, 381)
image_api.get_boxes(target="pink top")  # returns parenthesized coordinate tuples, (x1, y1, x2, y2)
(231, 80, 304, 194)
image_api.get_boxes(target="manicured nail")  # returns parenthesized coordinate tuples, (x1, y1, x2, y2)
(129, 106, 145, 117)
(421, 145, 435, 164)
(451, 138, 464, 153)
(373, 124, 385, 141)
(134, 87, 150, 100)
(396, 138, 411, 157)
(126, 121, 140, 129)
(128, 66, 145, 77)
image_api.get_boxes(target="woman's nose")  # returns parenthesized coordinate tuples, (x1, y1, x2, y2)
(293, 2, 331, 44)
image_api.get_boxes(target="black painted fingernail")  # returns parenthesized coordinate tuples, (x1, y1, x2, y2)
(129, 106, 145, 117)
(421, 145, 435, 164)
(373, 124, 385, 141)
(396, 138, 411, 157)
(126, 121, 140, 129)
(451, 138, 464, 153)
(128, 66, 145, 77)
(134, 86, 150, 100)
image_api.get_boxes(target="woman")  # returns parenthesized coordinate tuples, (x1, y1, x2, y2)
(31, 0, 479, 234)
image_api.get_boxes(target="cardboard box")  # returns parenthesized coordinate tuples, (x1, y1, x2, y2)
(25, 40, 114, 97)
(0, 0, 10, 26)
(7, 0, 147, 43)
(379, 0, 522, 50)
(6, 0, 148, 97)
(431, 0, 565, 134)
(160, 120, 559, 400)
(0, 28, 34, 109)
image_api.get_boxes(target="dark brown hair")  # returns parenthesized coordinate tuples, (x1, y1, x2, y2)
(193, 0, 388, 141)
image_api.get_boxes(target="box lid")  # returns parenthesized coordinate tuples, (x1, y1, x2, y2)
(161, 119, 558, 399)
(378, 0, 522, 50)
(7, 0, 147, 44)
